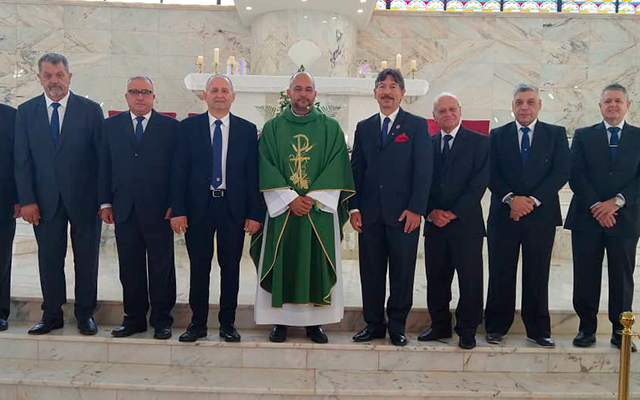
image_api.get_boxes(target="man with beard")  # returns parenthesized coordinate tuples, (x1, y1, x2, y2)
(252, 72, 355, 343)
(15, 53, 103, 335)
(566, 83, 640, 351)
(350, 69, 432, 346)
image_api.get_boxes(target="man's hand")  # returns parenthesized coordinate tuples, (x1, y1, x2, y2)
(21, 204, 40, 226)
(244, 219, 261, 235)
(349, 211, 362, 233)
(510, 209, 521, 221)
(428, 209, 452, 228)
(170, 216, 188, 234)
(289, 196, 314, 217)
(12, 204, 21, 219)
(100, 208, 115, 224)
(596, 212, 617, 229)
(164, 208, 172, 220)
(510, 196, 535, 218)
(398, 209, 421, 233)
(591, 198, 619, 221)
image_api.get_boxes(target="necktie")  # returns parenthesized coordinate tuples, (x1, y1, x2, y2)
(135, 116, 145, 143)
(609, 126, 620, 162)
(212, 120, 223, 189)
(442, 134, 453, 165)
(50, 102, 61, 148)
(520, 126, 530, 166)
(381, 116, 390, 143)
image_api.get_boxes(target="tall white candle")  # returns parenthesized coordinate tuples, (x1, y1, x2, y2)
(396, 54, 402, 69)
(214, 48, 220, 64)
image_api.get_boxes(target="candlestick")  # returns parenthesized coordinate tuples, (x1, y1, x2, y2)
(228, 56, 235, 75)
(410, 59, 417, 79)
(381, 60, 388, 70)
(196, 55, 204, 74)
(395, 53, 402, 69)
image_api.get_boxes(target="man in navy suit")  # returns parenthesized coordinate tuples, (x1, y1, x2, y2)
(485, 84, 570, 347)
(14, 53, 103, 335)
(99, 76, 178, 340)
(350, 69, 432, 346)
(171, 75, 262, 343)
(0, 103, 19, 331)
(566, 83, 640, 351)
(418, 93, 489, 350)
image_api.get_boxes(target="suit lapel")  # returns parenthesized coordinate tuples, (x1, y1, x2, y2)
(433, 133, 443, 171)
(370, 114, 382, 149)
(56, 92, 74, 154)
(382, 108, 405, 149)
(524, 121, 547, 171)
(595, 122, 612, 168)
(227, 113, 237, 169)
(506, 122, 524, 175)
(200, 112, 213, 173)
(35, 95, 55, 154)
(120, 111, 137, 151)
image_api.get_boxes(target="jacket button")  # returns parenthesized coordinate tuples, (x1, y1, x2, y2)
(379, 185, 383, 189)
(134, 153, 138, 157)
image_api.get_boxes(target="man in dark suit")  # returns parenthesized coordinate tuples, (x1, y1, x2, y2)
(171, 74, 262, 343)
(14, 53, 103, 335)
(566, 83, 640, 351)
(485, 84, 570, 347)
(0, 103, 19, 331)
(417, 93, 489, 350)
(99, 76, 178, 340)
(350, 69, 432, 346)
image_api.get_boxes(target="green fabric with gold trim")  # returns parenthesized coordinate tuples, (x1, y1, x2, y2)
(250, 106, 354, 307)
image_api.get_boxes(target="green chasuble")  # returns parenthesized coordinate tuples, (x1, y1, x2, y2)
(251, 106, 354, 308)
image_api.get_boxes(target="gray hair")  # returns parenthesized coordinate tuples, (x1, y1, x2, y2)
(601, 83, 629, 102)
(38, 53, 69, 73)
(205, 74, 234, 92)
(126, 75, 154, 91)
(513, 83, 539, 99)
(433, 92, 462, 110)
(375, 68, 405, 91)
(289, 72, 316, 89)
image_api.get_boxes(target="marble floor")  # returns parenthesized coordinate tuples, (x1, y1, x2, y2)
(9, 245, 640, 311)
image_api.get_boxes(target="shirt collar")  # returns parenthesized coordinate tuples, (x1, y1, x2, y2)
(130, 110, 152, 122)
(441, 123, 461, 139)
(44, 91, 70, 109)
(604, 120, 625, 131)
(516, 119, 537, 133)
(379, 107, 400, 125)
(208, 112, 230, 127)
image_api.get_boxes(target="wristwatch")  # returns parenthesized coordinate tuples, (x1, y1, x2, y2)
(615, 194, 625, 208)
(504, 194, 515, 206)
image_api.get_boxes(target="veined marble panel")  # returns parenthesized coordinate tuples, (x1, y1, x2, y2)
(542, 40, 589, 66)
(65, 29, 111, 54)
(0, 3, 16, 28)
(492, 63, 541, 109)
(16, 385, 116, 400)
(447, 16, 496, 40)
(64, 5, 111, 30)
(117, 391, 218, 400)
(108, 343, 171, 365)
(541, 64, 588, 89)
(110, 7, 158, 33)
(242, 348, 307, 369)
(492, 17, 543, 41)
(400, 37, 447, 65)
(445, 39, 494, 65)
(590, 19, 639, 42)
(112, 30, 159, 56)
(492, 40, 542, 65)
(541, 17, 590, 41)
(67, 53, 111, 76)
(110, 54, 158, 78)
(170, 345, 243, 368)
(17, 27, 63, 52)
(38, 340, 109, 363)
(0, 338, 38, 360)
(158, 32, 205, 57)
(0, 26, 15, 51)
(16, 4, 63, 29)
(589, 40, 639, 66)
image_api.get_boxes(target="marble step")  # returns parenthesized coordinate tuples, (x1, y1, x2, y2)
(0, 359, 640, 399)
(0, 323, 638, 374)
(8, 296, 615, 335)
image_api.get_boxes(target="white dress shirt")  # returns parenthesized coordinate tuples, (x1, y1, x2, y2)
(130, 110, 151, 133)
(440, 123, 461, 152)
(208, 112, 230, 190)
(44, 91, 70, 133)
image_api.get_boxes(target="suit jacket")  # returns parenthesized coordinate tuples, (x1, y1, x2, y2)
(172, 112, 262, 223)
(14, 92, 104, 221)
(565, 122, 640, 236)
(424, 127, 489, 237)
(488, 120, 570, 228)
(0, 104, 17, 220)
(99, 110, 179, 224)
(350, 107, 432, 227)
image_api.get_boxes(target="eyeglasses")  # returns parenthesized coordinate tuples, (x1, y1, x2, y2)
(128, 90, 154, 96)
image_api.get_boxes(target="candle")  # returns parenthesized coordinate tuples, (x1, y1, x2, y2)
(411, 59, 417, 71)
(214, 48, 220, 64)
(396, 54, 402, 69)
(197, 55, 203, 65)
(381, 60, 388, 69)
(228, 56, 235, 65)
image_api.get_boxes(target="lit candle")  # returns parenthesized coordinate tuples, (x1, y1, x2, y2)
(411, 59, 417, 71)
(396, 54, 402, 69)
(197, 55, 203, 65)
(381, 60, 388, 69)
(214, 48, 220, 64)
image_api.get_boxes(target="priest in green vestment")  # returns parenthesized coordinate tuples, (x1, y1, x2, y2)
(252, 72, 354, 343)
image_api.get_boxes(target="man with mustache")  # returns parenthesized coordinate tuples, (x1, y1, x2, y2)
(566, 83, 640, 351)
(252, 72, 354, 343)
(485, 84, 570, 348)
(14, 53, 104, 335)
(350, 69, 432, 346)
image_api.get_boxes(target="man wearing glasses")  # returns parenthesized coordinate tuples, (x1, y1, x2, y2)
(99, 75, 178, 340)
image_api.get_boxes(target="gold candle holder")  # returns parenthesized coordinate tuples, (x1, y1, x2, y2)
(213, 62, 219, 74)
(196, 55, 204, 74)
(228, 56, 236, 75)
(410, 60, 417, 79)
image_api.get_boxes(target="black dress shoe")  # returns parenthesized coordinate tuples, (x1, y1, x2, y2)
(611, 333, 637, 352)
(306, 325, 328, 344)
(527, 336, 555, 348)
(459, 336, 476, 349)
(179, 324, 207, 342)
(269, 325, 287, 342)
(352, 326, 385, 342)
(111, 325, 147, 338)
(78, 317, 98, 336)
(154, 327, 172, 340)
(417, 327, 452, 342)
(219, 325, 241, 342)
(390, 333, 408, 346)
(28, 319, 64, 335)
(0, 318, 7, 331)
(485, 332, 504, 344)
(572, 331, 596, 347)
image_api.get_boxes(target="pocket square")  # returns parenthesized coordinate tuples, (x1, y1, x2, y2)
(395, 133, 409, 143)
